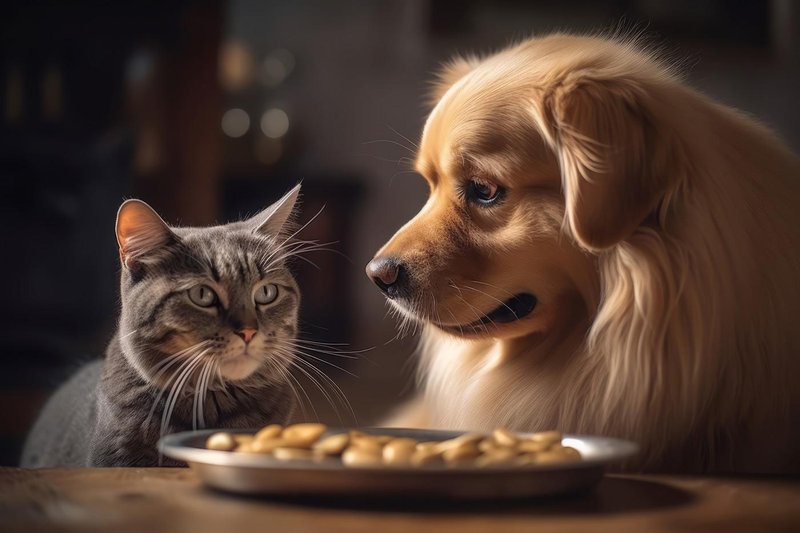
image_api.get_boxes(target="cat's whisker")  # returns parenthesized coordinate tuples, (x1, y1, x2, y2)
(192, 358, 212, 430)
(272, 347, 346, 425)
(160, 350, 208, 439)
(270, 348, 326, 415)
(266, 358, 309, 421)
(160, 351, 204, 435)
(261, 242, 340, 272)
(290, 354, 357, 425)
(145, 355, 197, 433)
(149, 351, 205, 464)
(269, 242, 343, 262)
(287, 338, 361, 349)
(281, 359, 319, 422)
(279, 339, 366, 359)
(208, 360, 221, 422)
(272, 344, 357, 425)
(162, 352, 205, 436)
(260, 206, 328, 268)
(282, 254, 321, 271)
(290, 360, 347, 426)
(286, 347, 358, 377)
(214, 372, 236, 403)
(149, 340, 212, 376)
(195, 361, 206, 430)
(196, 359, 214, 429)
(205, 360, 218, 427)
(144, 341, 213, 433)
(119, 329, 139, 341)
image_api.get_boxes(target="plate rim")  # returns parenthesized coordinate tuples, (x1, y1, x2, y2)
(159, 427, 638, 474)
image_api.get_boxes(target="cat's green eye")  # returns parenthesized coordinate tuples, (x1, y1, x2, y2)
(254, 283, 279, 305)
(188, 284, 218, 307)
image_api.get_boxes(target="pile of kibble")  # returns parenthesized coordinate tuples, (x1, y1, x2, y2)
(205, 424, 581, 468)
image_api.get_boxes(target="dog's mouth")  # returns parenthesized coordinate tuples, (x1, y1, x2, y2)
(435, 293, 538, 334)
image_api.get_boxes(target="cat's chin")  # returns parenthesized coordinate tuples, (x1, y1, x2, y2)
(218, 355, 261, 381)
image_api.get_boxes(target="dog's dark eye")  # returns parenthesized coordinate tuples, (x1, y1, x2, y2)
(464, 179, 504, 206)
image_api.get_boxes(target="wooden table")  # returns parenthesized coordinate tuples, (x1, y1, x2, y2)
(1, 468, 799, 532)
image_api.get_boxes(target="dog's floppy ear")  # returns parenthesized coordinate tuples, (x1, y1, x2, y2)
(545, 77, 675, 251)
(429, 55, 481, 105)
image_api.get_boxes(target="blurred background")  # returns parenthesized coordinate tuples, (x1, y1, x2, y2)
(1, 0, 798, 465)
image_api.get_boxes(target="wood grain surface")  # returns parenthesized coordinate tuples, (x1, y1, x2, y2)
(1, 468, 799, 532)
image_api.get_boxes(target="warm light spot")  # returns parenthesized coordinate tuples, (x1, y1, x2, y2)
(260, 108, 289, 138)
(42, 64, 63, 121)
(221, 108, 250, 138)
(219, 41, 254, 92)
(5, 66, 23, 123)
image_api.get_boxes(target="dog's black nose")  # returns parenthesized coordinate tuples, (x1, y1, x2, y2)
(366, 257, 405, 297)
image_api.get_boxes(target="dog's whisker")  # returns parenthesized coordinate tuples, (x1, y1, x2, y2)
(462, 284, 518, 319)
(446, 307, 465, 337)
(387, 124, 419, 150)
(361, 138, 416, 155)
(454, 292, 493, 334)
(467, 279, 517, 299)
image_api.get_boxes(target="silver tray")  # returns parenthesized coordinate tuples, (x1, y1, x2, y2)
(159, 428, 637, 500)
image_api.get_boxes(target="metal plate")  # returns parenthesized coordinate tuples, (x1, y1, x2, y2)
(159, 428, 638, 500)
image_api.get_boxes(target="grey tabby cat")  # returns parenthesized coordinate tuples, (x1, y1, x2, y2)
(22, 185, 304, 467)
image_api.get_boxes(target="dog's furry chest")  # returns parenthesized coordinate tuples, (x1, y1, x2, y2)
(419, 332, 569, 432)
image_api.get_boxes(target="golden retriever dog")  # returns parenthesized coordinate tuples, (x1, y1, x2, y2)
(366, 34, 800, 472)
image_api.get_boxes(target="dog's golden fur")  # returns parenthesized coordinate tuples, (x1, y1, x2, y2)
(372, 34, 800, 472)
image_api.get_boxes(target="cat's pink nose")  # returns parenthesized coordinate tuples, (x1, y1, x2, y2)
(236, 328, 257, 344)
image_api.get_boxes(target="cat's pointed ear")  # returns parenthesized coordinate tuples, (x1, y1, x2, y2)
(116, 199, 175, 268)
(249, 183, 301, 236)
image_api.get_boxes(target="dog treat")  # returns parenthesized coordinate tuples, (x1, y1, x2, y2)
(382, 438, 417, 465)
(205, 432, 236, 451)
(206, 425, 582, 468)
(476, 447, 517, 467)
(342, 445, 383, 466)
(492, 428, 520, 447)
(411, 446, 444, 466)
(273, 447, 314, 461)
(530, 430, 562, 446)
(233, 434, 254, 447)
(254, 424, 283, 442)
(313, 433, 350, 456)
(281, 423, 327, 447)
(250, 438, 285, 454)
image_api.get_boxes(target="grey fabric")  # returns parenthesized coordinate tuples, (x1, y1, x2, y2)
(21, 360, 102, 467)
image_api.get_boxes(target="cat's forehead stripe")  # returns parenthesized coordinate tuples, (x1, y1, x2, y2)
(208, 260, 221, 282)
(203, 233, 268, 284)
